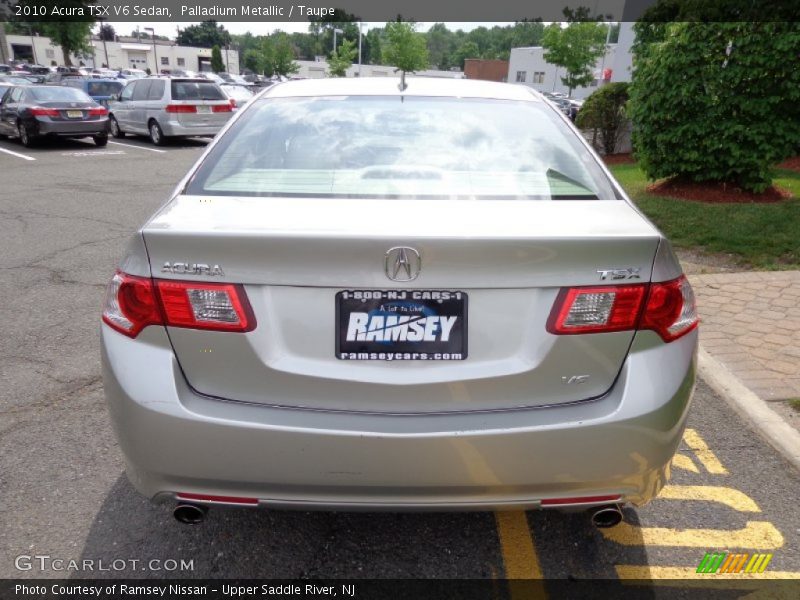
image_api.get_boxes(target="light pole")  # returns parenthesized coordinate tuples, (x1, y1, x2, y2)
(98, 19, 109, 68)
(144, 27, 158, 74)
(332, 28, 343, 54)
(357, 22, 362, 76)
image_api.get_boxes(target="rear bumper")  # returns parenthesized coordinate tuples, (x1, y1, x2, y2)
(102, 327, 697, 510)
(159, 119, 224, 137)
(35, 117, 108, 136)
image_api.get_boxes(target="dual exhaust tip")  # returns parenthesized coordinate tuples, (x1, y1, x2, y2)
(172, 502, 624, 528)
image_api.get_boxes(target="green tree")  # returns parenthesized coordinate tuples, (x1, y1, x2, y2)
(328, 38, 356, 77)
(243, 48, 264, 74)
(576, 82, 629, 155)
(176, 21, 230, 48)
(98, 23, 115, 42)
(383, 22, 428, 72)
(628, 21, 800, 192)
(452, 40, 480, 69)
(38, 21, 94, 66)
(261, 33, 298, 77)
(541, 22, 607, 96)
(210, 44, 224, 73)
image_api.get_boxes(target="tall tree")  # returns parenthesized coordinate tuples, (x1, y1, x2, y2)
(327, 38, 356, 77)
(541, 22, 607, 96)
(38, 21, 94, 66)
(211, 45, 224, 73)
(176, 21, 230, 48)
(261, 33, 298, 77)
(383, 21, 429, 73)
(98, 23, 115, 42)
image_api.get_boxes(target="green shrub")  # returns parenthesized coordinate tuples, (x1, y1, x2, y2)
(628, 22, 800, 193)
(576, 82, 630, 155)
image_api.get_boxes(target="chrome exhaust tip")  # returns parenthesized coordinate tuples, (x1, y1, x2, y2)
(590, 504, 623, 528)
(173, 503, 207, 525)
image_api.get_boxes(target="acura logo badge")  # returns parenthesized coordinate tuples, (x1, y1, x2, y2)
(385, 247, 421, 282)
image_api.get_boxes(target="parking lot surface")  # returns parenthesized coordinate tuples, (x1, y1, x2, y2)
(1, 136, 799, 592)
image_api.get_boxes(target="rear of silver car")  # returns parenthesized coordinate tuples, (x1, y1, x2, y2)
(101, 80, 698, 517)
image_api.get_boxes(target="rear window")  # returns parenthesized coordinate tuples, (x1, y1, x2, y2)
(187, 96, 617, 200)
(170, 80, 225, 101)
(87, 80, 123, 97)
(29, 86, 92, 103)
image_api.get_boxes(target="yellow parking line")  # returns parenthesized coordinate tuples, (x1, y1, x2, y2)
(495, 511, 543, 579)
(671, 453, 699, 473)
(602, 520, 784, 549)
(616, 565, 800, 580)
(683, 428, 729, 474)
(658, 485, 760, 512)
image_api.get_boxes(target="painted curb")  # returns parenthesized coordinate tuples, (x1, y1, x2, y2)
(698, 346, 800, 471)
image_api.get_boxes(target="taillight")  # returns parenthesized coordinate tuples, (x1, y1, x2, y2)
(229, 98, 237, 108)
(547, 275, 698, 342)
(30, 107, 60, 117)
(165, 104, 197, 113)
(640, 276, 698, 342)
(88, 106, 108, 116)
(547, 285, 647, 334)
(102, 271, 255, 338)
(155, 280, 255, 332)
(212, 103, 232, 113)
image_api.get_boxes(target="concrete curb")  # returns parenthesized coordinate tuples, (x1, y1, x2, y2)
(698, 346, 800, 471)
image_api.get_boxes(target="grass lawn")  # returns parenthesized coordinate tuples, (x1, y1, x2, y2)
(608, 163, 800, 270)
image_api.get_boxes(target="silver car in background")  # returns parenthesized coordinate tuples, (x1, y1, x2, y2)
(101, 78, 698, 526)
(108, 77, 233, 145)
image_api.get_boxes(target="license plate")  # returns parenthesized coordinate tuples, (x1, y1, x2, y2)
(66, 110, 83, 118)
(336, 290, 468, 361)
(196, 105, 212, 114)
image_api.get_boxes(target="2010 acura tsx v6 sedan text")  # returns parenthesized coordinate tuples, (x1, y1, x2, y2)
(101, 78, 698, 526)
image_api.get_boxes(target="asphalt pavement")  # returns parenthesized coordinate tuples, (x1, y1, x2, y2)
(1, 134, 798, 593)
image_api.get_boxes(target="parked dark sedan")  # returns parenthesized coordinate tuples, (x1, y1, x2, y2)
(0, 85, 109, 147)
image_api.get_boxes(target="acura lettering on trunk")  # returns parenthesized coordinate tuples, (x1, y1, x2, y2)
(101, 78, 698, 525)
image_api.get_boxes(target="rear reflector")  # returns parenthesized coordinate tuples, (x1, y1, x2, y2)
(30, 107, 60, 117)
(102, 271, 256, 338)
(165, 104, 197, 113)
(176, 493, 258, 505)
(541, 494, 622, 506)
(547, 275, 698, 342)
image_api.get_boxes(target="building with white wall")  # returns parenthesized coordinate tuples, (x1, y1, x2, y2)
(5, 34, 239, 74)
(507, 22, 635, 99)
(294, 59, 464, 80)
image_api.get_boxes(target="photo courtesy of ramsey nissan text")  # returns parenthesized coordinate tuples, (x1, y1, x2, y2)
(1, 1, 799, 599)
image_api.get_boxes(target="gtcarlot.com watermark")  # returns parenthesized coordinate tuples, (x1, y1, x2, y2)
(15, 554, 194, 572)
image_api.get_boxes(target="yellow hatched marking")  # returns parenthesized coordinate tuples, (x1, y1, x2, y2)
(683, 428, 728, 474)
(658, 485, 760, 512)
(671, 453, 699, 473)
(616, 565, 800, 580)
(602, 520, 784, 549)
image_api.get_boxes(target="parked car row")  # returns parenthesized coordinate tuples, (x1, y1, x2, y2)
(542, 91, 583, 122)
(0, 75, 250, 147)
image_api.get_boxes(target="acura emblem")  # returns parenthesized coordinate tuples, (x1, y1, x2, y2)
(385, 247, 421, 282)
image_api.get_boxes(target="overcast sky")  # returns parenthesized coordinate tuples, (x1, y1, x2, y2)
(104, 21, 516, 38)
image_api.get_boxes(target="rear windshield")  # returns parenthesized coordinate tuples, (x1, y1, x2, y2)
(29, 86, 92, 102)
(170, 80, 226, 101)
(87, 80, 123, 96)
(187, 96, 617, 200)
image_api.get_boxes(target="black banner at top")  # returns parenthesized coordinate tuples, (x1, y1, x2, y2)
(1, 0, 799, 22)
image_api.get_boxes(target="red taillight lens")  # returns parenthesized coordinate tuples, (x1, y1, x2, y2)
(156, 280, 255, 332)
(102, 272, 161, 337)
(165, 104, 197, 113)
(212, 103, 232, 113)
(641, 275, 698, 342)
(30, 107, 60, 117)
(547, 276, 698, 342)
(229, 98, 237, 108)
(547, 285, 647, 335)
(88, 106, 108, 116)
(102, 271, 256, 338)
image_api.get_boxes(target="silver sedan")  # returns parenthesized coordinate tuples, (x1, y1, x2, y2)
(101, 77, 698, 526)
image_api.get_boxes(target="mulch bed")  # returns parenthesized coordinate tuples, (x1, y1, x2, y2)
(779, 156, 800, 172)
(602, 153, 635, 165)
(647, 179, 792, 204)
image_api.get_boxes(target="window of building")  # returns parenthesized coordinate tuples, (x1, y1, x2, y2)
(177, 58, 185, 67)
(45, 48, 55, 58)
(532, 72, 545, 84)
(515, 71, 526, 83)
(161, 56, 169, 66)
